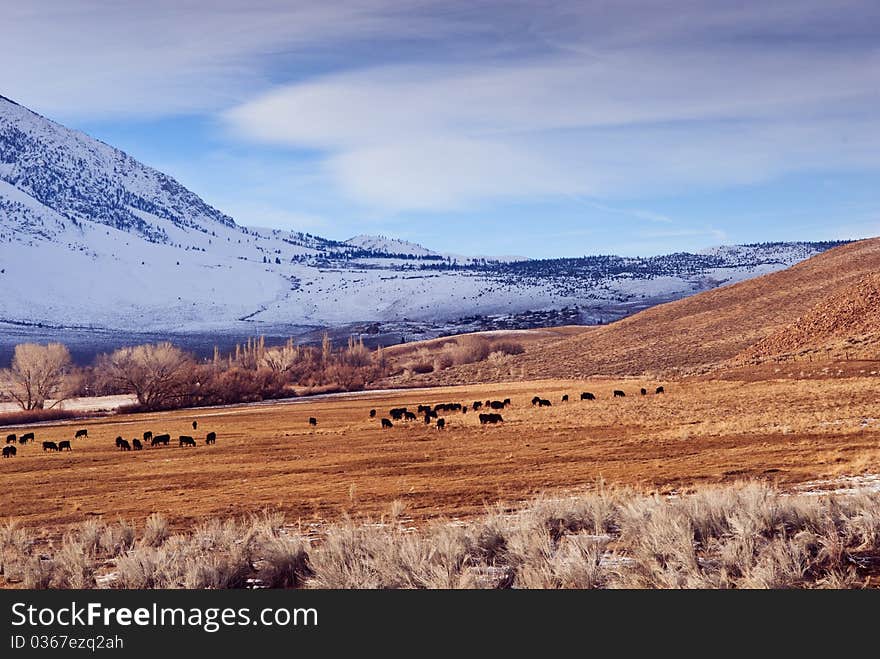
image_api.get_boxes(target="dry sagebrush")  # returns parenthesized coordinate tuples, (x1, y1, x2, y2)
(2, 482, 880, 589)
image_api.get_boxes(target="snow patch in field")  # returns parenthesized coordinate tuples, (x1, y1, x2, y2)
(792, 474, 880, 496)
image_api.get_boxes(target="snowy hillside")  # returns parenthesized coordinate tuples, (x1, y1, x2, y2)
(344, 234, 438, 258)
(0, 94, 850, 340)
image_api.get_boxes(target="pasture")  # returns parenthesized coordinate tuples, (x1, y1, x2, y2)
(2, 376, 880, 537)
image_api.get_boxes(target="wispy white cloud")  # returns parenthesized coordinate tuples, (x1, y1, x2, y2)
(224, 56, 880, 209)
(6, 0, 880, 236)
(216, 1, 880, 211)
(578, 200, 674, 225)
(1, 0, 462, 118)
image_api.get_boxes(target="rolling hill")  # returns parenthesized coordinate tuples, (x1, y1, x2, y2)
(389, 238, 880, 383)
(731, 271, 880, 366)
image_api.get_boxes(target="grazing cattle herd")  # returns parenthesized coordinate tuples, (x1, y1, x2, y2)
(0, 384, 668, 460)
(0, 421, 219, 459)
(371, 385, 666, 433)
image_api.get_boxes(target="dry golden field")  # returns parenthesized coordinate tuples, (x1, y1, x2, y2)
(2, 375, 879, 539)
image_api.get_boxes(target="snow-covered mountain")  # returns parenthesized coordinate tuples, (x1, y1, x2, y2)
(0, 94, 849, 341)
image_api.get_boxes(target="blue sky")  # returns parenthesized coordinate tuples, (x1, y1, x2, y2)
(4, 1, 880, 257)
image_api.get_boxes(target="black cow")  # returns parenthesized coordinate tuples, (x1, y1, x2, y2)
(192, 421, 198, 430)
(206, 431, 216, 445)
(404, 411, 417, 421)
(118, 439, 131, 451)
(2, 445, 15, 458)
(436, 418, 446, 430)
(20, 432, 34, 444)
(562, 394, 569, 402)
(531, 396, 541, 406)
(132, 439, 143, 451)
(42, 441, 59, 452)
(479, 413, 503, 424)
(152, 434, 171, 447)
(389, 408, 407, 420)
(5, 434, 15, 444)
(417, 405, 431, 414)
(640, 388, 647, 396)
(489, 400, 505, 410)
(473, 401, 483, 410)
(537, 399, 551, 407)
(613, 390, 626, 398)
(308, 417, 318, 427)
(58, 440, 72, 451)
(116, 436, 126, 449)
(655, 386, 665, 395)
(423, 414, 432, 425)
(75, 429, 88, 439)
(381, 418, 393, 429)
(369, 409, 376, 418)
(179, 435, 196, 447)
(503, 398, 511, 407)
(580, 392, 595, 401)
(143, 431, 153, 442)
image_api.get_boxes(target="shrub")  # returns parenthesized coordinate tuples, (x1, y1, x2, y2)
(433, 354, 454, 371)
(410, 361, 434, 374)
(99, 520, 136, 557)
(52, 540, 96, 589)
(0, 408, 82, 426)
(115, 551, 162, 589)
(0, 520, 31, 580)
(489, 340, 525, 356)
(23, 558, 56, 589)
(449, 337, 491, 365)
(256, 535, 313, 588)
(143, 513, 170, 548)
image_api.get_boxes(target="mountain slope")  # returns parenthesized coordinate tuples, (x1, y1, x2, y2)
(413, 238, 880, 380)
(0, 94, 236, 244)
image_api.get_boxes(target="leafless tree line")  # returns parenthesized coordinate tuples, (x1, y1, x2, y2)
(0, 335, 388, 412)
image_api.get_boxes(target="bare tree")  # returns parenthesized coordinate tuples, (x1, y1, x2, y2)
(3, 342, 73, 410)
(261, 338, 300, 374)
(98, 343, 194, 410)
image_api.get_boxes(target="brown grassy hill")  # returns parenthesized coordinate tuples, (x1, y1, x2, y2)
(730, 272, 880, 366)
(387, 237, 880, 384)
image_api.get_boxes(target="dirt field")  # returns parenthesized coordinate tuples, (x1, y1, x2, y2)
(2, 376, 879, 537)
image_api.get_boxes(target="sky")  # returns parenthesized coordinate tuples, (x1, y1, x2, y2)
(3, 0, 880, 257)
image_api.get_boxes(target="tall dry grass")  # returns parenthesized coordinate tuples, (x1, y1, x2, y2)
(394, 336, 527, 380)
(2, 481, 879, 589)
